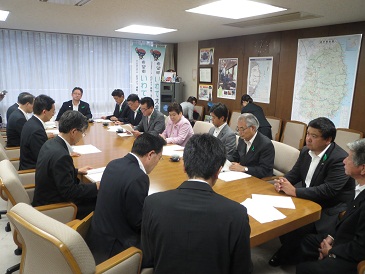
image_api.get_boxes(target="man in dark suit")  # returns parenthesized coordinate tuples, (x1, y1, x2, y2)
(55, 87, 92, 121)
(33, 110, 99, 219)
(19, 95, 55, 170)
(231, 113, 274, 178)
(5, 92, 32, 122)
(141, 134, 253, 273)
(208, 102, 236, 161)
(114, 93, 142, 126)
(241, 94, 272, 139)
(101, 89, 130, 122)
(132, 96, 165, 136)
(297, 138, 365, 274)
(269, 117, 355, 266)
(6, 93, 35, 147)
(86, 133, 166, 264)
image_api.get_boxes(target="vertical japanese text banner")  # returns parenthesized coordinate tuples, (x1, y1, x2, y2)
(131, 43, 166, 111)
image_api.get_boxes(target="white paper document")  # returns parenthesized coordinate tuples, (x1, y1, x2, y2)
(71, 144, 101, 154)
(85, 167, 106, 183)
(120, 124, 134, 133)
(107, 126, 122, 132)
(94, 119, 111, 123)
(117, 132, 133, 137)
(218, 171, 251, 182)
(46, 129, 59, 135)
(162, 145, 184, 157)
(221, 159, 232, 172)
(45, 121, 57, 129)
(251, 194, 296, 209)
(241, 198, 286, 224)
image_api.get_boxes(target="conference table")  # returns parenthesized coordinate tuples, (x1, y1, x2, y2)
(73, 122, 321, 248)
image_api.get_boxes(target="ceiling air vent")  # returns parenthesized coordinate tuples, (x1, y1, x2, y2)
(225, 12, 321, 28)
(39, 0, 93, 6)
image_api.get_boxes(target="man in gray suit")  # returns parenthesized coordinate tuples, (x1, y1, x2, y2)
(208, 102, 236, 161)
(132, 97, 165, 136)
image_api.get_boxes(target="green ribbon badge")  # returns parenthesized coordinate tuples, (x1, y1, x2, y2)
(322, 154, 328, 162)
(251, 145, 255, 152)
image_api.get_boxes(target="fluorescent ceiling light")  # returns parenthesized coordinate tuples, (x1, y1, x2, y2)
(186, 0, 286, 20)
(0, 10, 10, 21)
(116, 25, 177, 35)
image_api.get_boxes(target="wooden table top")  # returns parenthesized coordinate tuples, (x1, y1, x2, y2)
(74, 122, 321, 247)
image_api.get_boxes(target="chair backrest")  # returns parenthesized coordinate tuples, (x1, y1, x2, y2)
(0, 159, 31, 207)
(280, 120, 307, 150)
(336, 128, 364, 153)
(0, 145, 20, 170)
(193, 105, 204, 121)
(272, 141, 300, 176)
(266, 116, 282, 141)
(229, 111, 241, 132)
(7, 203, 96, 274)
(0, 134, 6, 147)
(193, 121, 214, 134)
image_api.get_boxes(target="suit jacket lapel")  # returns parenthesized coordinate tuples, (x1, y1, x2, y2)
(337, 190, 365, 226)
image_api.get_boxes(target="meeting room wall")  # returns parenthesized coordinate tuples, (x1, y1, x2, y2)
(196, 21, 365, 133)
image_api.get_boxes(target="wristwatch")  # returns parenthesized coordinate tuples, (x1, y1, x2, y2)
(244, 167, 248, 172)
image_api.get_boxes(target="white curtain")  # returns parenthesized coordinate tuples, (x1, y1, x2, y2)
(0, 29, 157, 121)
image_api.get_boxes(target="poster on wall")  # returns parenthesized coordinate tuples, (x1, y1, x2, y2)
(198, 84, 213, 101)
(217, 58, 238, 100)
(131, 43, 166, 111)
(247, 56, 273, 104)
(291, 34, 362, 127)
(199, 48, 214, 65)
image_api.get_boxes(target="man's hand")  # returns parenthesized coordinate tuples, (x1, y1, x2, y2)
(318, 238, 332, 260)
(70, 151, 81, 157)
(131, 130, 141, 137)
(229, 162, 246, 172)
(78, 166, 93, 175)
(274, 177, 296, 197)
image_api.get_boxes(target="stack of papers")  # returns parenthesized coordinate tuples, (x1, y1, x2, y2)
(218, 171, 251, 181)
(218, 160, 251, 182)
(84, 167, 106, 183)
(162, 145, 184, 158)
(93, 119, 111, 123)
(241, 194, 295, 224)
(71, 144, 101, 155)
(107, 126, 123, 132)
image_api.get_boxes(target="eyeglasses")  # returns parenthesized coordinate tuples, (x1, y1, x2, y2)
(140, 107, 150, 113)
(236, 126, 250, 133)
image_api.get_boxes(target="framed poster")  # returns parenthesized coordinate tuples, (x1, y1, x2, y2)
(200, 48, 214, 65)
(199, 67, 212, 83)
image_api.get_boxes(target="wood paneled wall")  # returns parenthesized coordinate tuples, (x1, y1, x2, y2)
(197, 21, 365, 133)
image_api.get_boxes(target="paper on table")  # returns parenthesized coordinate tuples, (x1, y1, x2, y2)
(46, 129, 59, 135)
(118, 132, 133, 137)
(85, 167, 105, 183)
(72, 144, 101, 154)
(251, 194, 296, 209)
(162, 145, 184, 157)
(120, 124, 134, 133)
(221, 159, 232, 172)
(107, 126, 122, 132)
(218, 171, 251, 182)
(94, 119, 111, 123)
(45, 121, 57, 129)
(241, 198, 286, 224)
